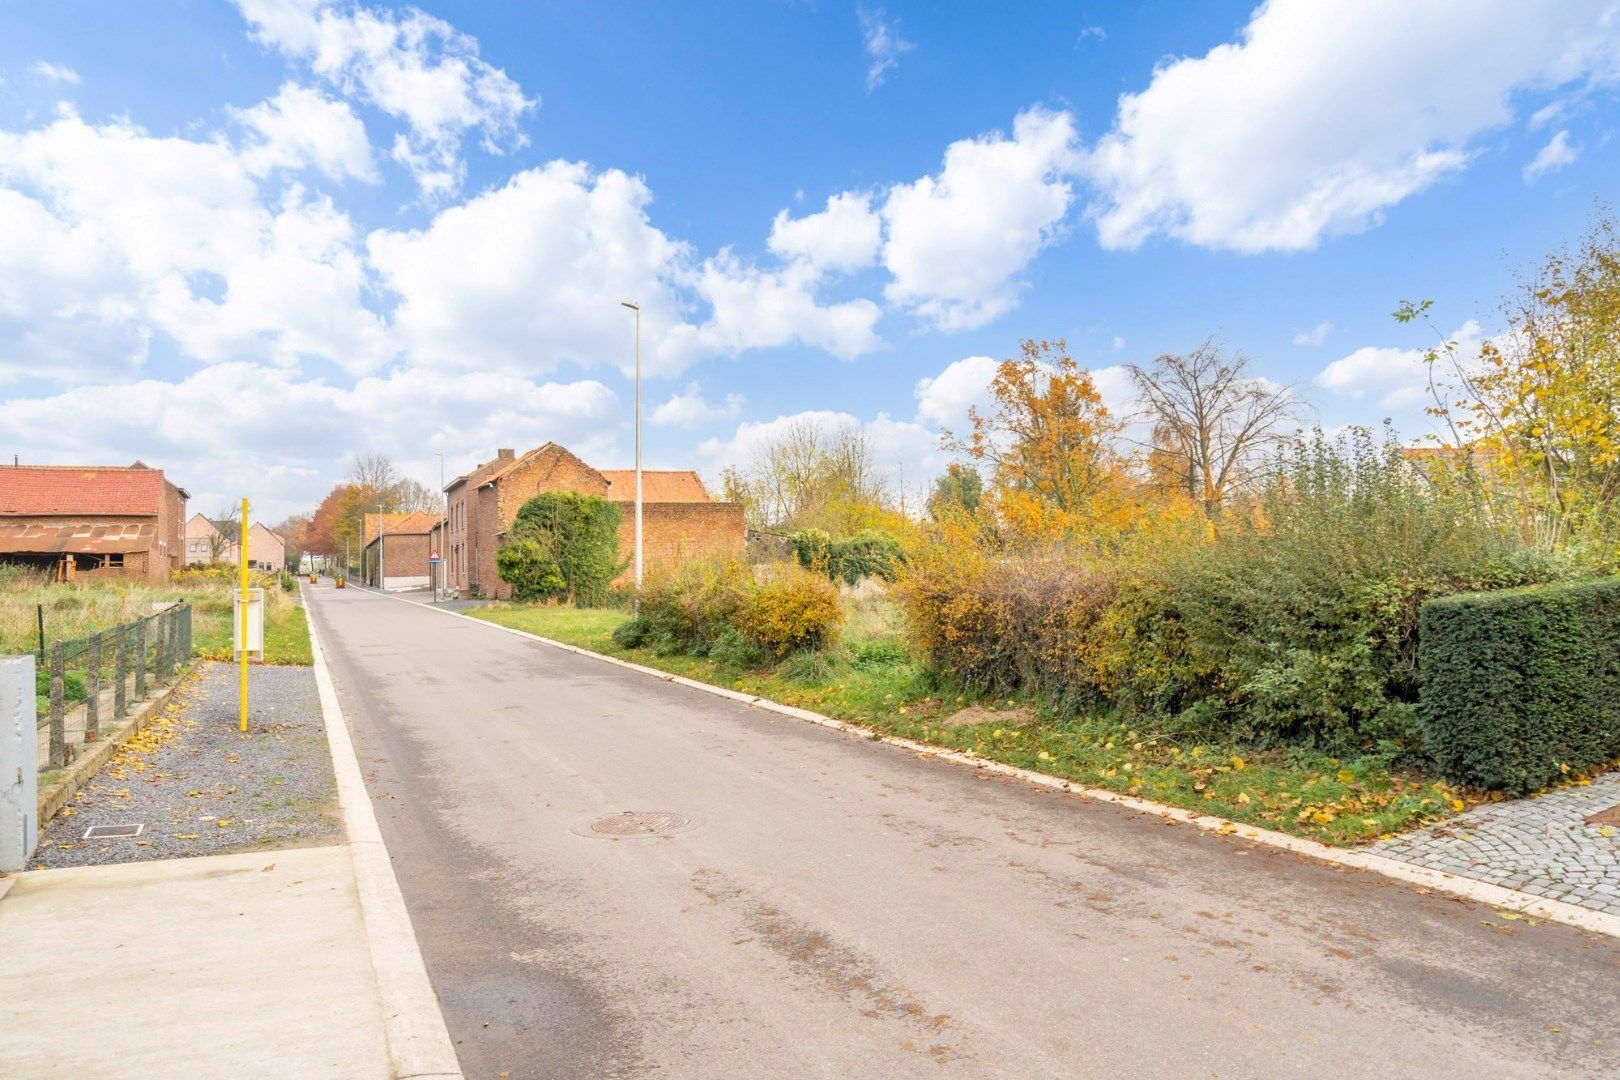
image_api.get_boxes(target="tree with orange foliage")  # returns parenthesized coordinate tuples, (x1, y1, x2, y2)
(943, 339, 1128, 538)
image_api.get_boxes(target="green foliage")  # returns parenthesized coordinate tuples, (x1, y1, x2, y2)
(928, 463, 983, 521)
(789, 527, 904, 584)
(1157, 428, 1566, 750)
(495, 539, 565, 602)
(36, 667, 87, 702)
(499, 492, 623, 605)
(1419, 577, 1620, 794)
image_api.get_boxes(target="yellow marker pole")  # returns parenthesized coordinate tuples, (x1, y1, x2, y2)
(239, 497, 250, 733)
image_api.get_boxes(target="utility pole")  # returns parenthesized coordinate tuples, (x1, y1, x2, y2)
(238, 497, 250, 733)
(435, 451, 445, 604)
(620, 300, 643, 589)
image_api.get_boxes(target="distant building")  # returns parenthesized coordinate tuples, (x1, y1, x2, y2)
(360, 510, 439, 590)
(0, 461, 189, 583)
(443, 442, 744, 600)
(184, 515, 284, 571)
(245, 522, 285, 572)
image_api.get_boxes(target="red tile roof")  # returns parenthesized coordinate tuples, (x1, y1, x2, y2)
(0, 465, 166, 517)
(599, 470, 711, 503)
(363, 510, 441, 544)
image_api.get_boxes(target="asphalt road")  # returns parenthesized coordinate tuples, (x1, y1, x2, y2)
(306, 585, 1620, 1079)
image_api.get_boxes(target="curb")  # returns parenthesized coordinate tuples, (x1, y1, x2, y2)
(36, 662, 197, 826)
(364, 587, 1620, 943)
(304, 589, 463, 1080)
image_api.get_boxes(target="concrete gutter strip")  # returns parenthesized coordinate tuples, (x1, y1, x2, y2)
(305, 593, 464, 1080)
(375, 589, 1620, 943)
(36, 662, 196, 825)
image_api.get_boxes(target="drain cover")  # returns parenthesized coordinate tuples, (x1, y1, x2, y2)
(84, 823, 144, 840)
(580, 811, 692, 838)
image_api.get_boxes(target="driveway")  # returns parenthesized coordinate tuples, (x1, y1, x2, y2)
(305, 585, 1620, 1079)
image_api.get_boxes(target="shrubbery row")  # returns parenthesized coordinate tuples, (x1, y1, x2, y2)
(613, 559, 842, 663)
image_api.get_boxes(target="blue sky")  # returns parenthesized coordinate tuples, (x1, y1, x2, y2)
(2, 0, 1617, 519)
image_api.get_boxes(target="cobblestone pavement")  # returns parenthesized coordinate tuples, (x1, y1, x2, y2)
(1373, 768, 1620, 915)
(31, 661, 339, 869)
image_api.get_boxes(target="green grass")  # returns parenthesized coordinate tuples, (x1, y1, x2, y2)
(192, 599, 312, 665)
(472, 600, 1466, 846)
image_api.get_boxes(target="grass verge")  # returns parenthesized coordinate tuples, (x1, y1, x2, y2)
(192, 599, 313, 665)
(471, 602, 1470, 846)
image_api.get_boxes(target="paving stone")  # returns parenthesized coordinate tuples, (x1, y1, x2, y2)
(1372, 768, 1620, 916)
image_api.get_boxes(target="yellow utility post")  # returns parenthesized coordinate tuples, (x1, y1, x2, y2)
(239, 497, 250, 733)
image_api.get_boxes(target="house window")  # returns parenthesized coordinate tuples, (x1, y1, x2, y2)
(105, 553, 124, 568)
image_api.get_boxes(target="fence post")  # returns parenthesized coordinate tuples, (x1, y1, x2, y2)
(85, 631, 101, 742)
(36, 603, 45, 661)
(48, 641, 65, 769)
(1, 655, 38, 871)
(182, 604, 192, 662)
(115, 624, 128, 719)
(134, 620, 147, 700)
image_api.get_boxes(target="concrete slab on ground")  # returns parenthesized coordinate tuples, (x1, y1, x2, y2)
(0, 844, 390, 1079)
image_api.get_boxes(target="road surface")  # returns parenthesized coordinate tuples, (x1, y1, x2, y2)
(305, 585, 1620, 1079)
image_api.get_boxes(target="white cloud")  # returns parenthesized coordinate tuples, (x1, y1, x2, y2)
(1084, 0, 1620, 253)
(1524, 129, 1578, 183)
(1315, 320, 1483, 411)
(234, 0, 534, 197)
(859, 7, 915, 92)
(1292, 321, 1332, 346)
(0, 361, 617, 520)
(768, 192, 881, 274)
(0, 108, 392, 381)
(1077, 26, 1107, 44)
(881, 108, 1079, 330)
(914, 354, 998, 430)
(232, 82, 379, 182)
(369, 160, 881, 379)
(1111, 336, 1125, 351)
(698, 408, 942, 501)
(649, 382, 743, 428)
(31, 61, 81, 85)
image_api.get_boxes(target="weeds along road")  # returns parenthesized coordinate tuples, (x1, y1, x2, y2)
(305, 584, 1620, 1080)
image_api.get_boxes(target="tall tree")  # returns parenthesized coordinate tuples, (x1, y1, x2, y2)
(1126, 339, 1300, 514)
(943, 339, 1125, 535)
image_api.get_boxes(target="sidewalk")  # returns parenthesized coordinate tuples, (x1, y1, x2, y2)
(0, 600, 459, 1078)
(0, 846, 389, 1078)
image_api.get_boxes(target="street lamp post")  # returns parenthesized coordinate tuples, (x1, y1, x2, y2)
(435, 451, 445, 604)
(620, 300, 643, 590)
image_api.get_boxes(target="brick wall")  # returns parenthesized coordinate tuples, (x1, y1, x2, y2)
(480, 446, 607, 600)
(611, 501, 745, 585)
(155, 479, 187, 583)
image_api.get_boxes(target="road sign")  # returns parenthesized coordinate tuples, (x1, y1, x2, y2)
(428, 550, 442, 564)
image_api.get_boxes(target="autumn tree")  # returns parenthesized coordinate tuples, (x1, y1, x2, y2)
(1126, 338, 1300, 514)
(275, 513, 312, 571)
(1397, 208, 1620, 550)
(943, 339, 1127, 537)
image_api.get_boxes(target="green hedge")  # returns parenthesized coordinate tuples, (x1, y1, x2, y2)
(1419, 577, 1620, 794)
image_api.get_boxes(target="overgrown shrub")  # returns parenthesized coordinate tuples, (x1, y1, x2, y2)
(897, 546, 1118, 703)
(612, 558, 842, 663)
(1419, 577, 1620, 793)
(1153, 429, 1566, 749)
(498, 492, 623, 605)
(733, 568, 842, 657)
(790, 528, 904, 584)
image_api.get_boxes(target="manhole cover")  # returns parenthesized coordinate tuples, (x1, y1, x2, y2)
(1585, 804, 1620, 828)
(84, 823, 144, 840)
(577, 811, 693, 839)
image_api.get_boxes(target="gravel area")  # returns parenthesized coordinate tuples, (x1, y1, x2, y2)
(30, 661, 340, 869)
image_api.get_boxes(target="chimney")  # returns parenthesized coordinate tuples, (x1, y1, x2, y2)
(497, 448, 515, 461)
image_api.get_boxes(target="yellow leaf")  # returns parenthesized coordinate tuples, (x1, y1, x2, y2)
(1217, 822, 1236, 835)
(1335, 769, 1356, 785)
(1234, 792, 1250, 806)
(1231, 756, 1246, 771)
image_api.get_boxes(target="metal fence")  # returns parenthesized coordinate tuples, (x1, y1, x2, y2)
(31, 602, 192, 773)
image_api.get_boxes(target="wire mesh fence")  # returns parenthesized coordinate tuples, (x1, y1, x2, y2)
(28, 602, 192, 774)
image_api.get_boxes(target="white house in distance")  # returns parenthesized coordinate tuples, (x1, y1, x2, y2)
(184, 513, 285, 571)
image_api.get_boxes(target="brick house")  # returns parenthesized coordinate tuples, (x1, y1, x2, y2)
(184, 516, 284, 570)
(444, 443, 744, 599)
(360, 510, 438, 590)
(0, 462, 189, 583)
